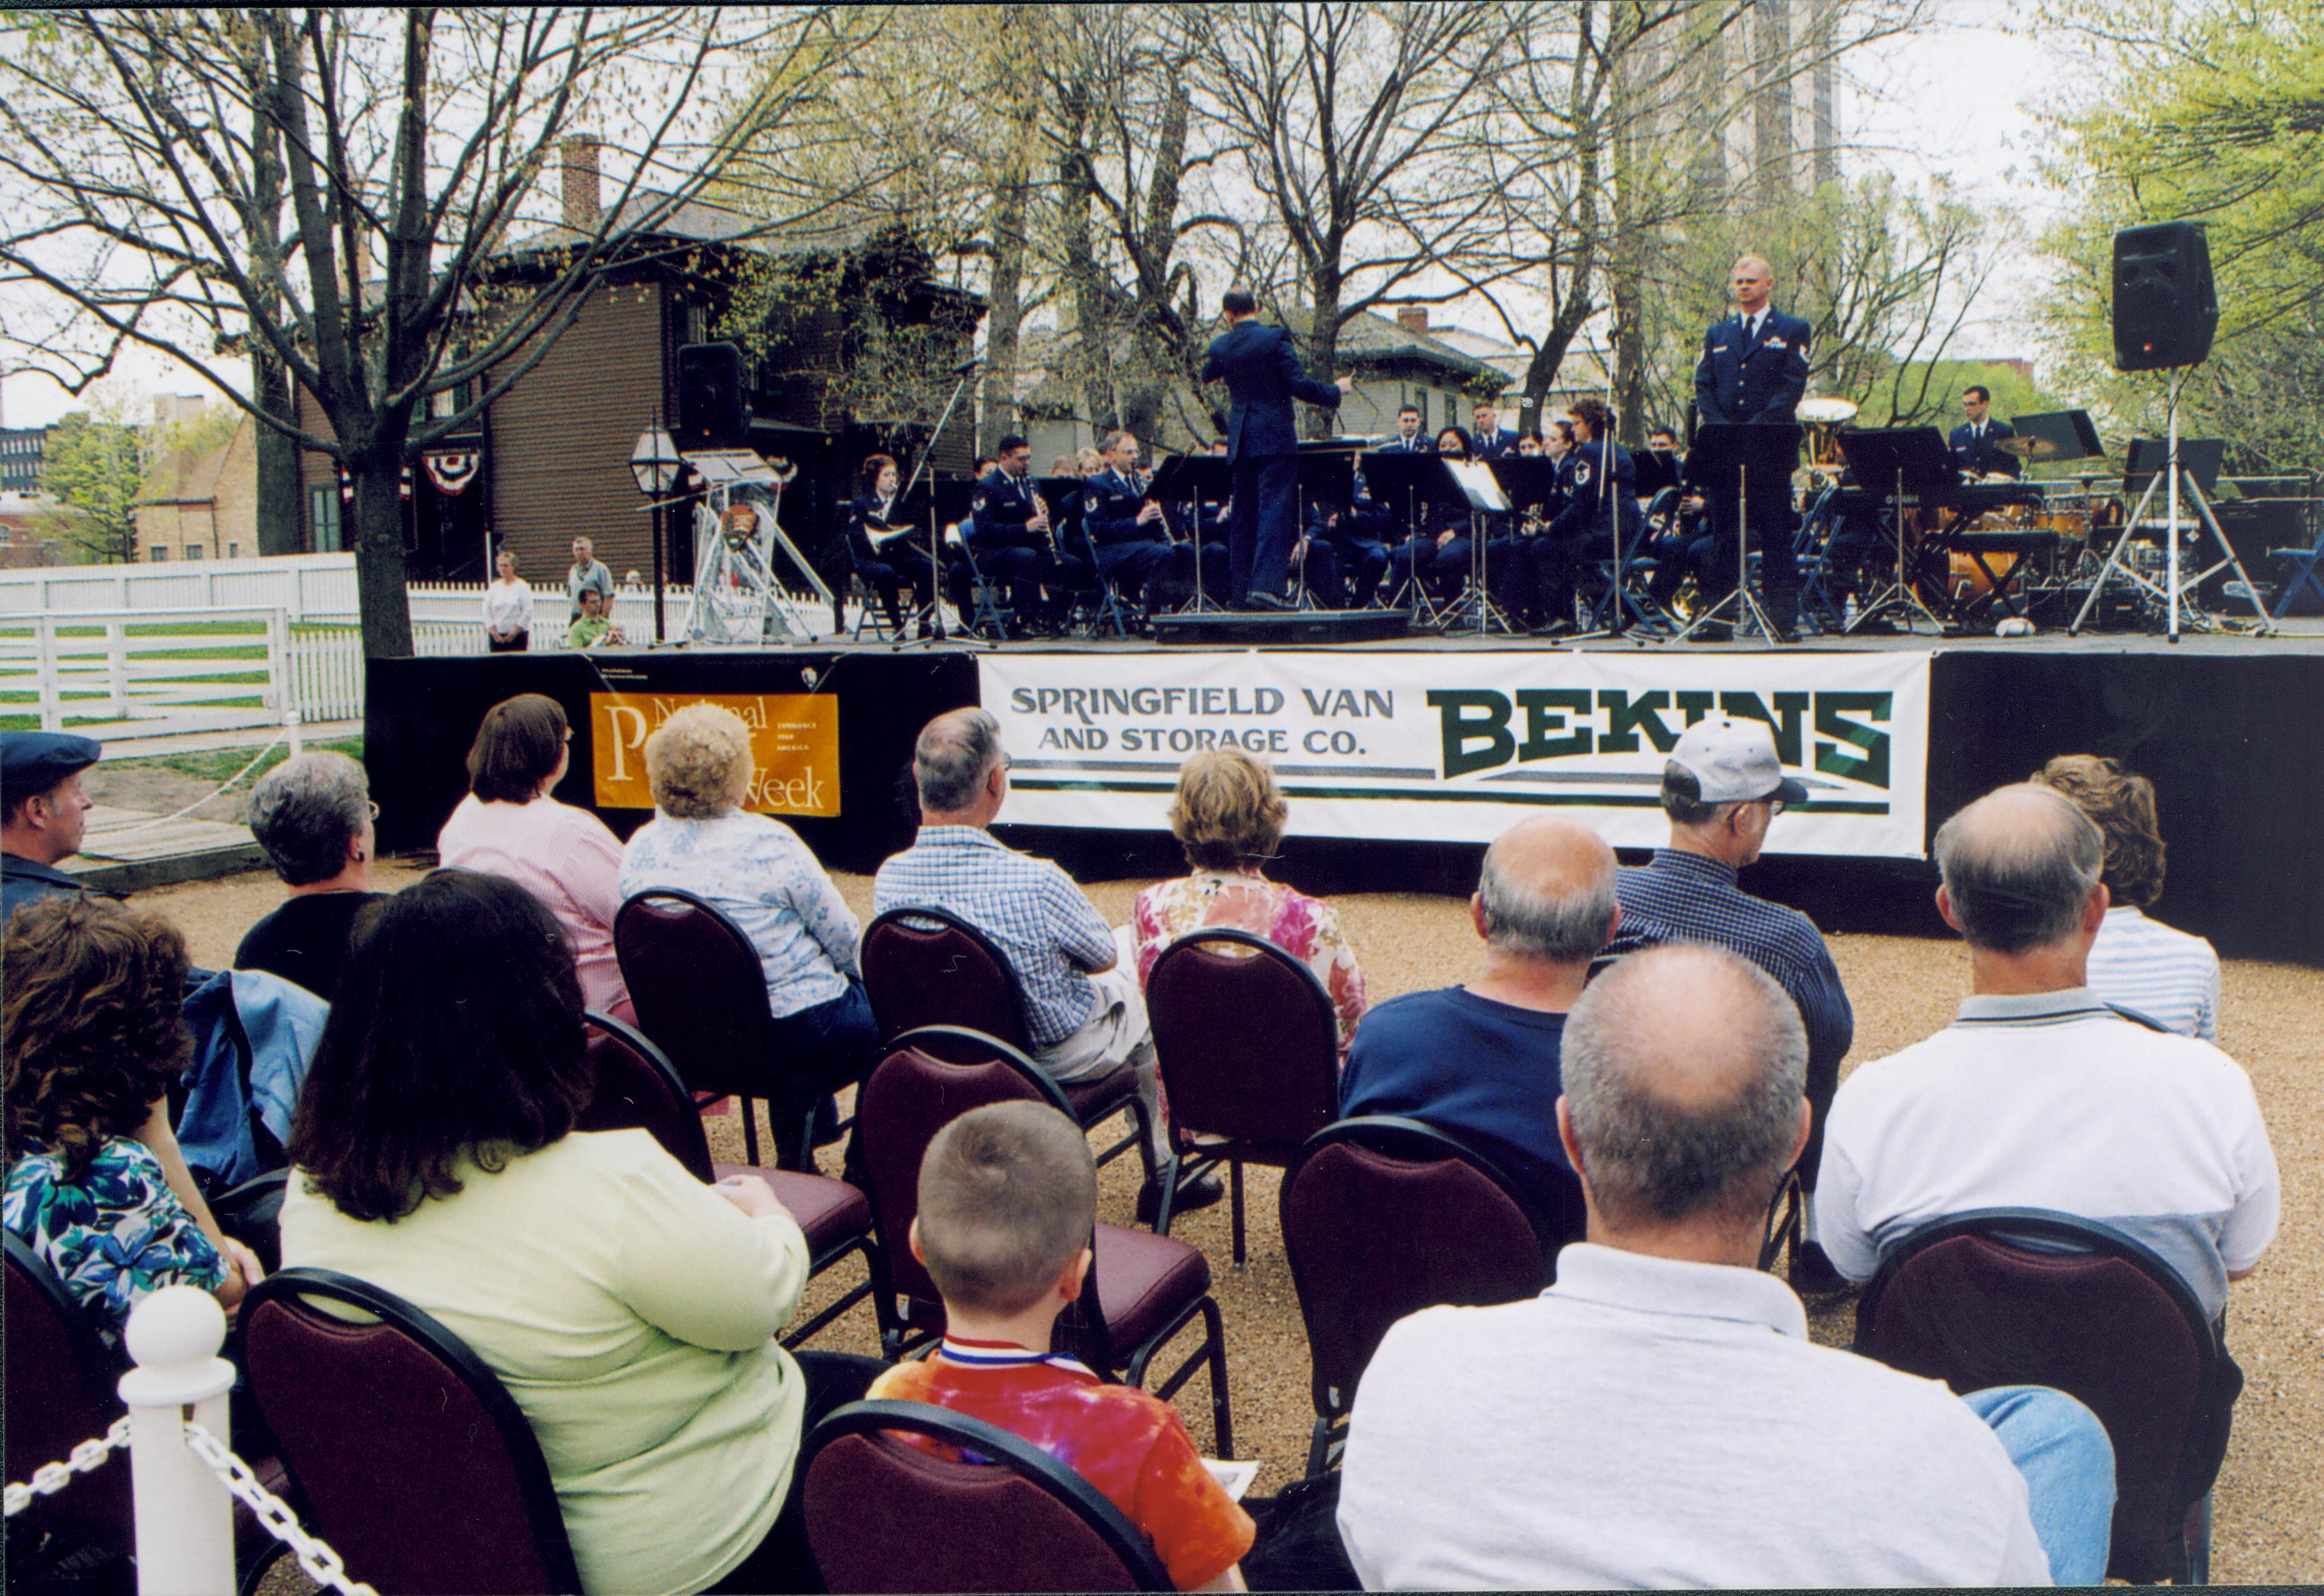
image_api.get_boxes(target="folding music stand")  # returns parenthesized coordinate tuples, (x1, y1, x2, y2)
(890, 477, 983, 649)
(1831, 427, 1956, 635)
(1486, 455, 1573, 630)
(1293, 444, 1361, 610)
(1672, 423, 1803, 644)
(1146, 454, 1232, 614)
(1439, 459, 1520, 637)
(2011, 409, 2105, 463)
(1361, 449, 1458, 624)
(1633, 447, 1685, 501)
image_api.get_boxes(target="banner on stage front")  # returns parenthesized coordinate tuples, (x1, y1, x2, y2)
(590, 691, 840, 818)
(980, 651, 1931, 856)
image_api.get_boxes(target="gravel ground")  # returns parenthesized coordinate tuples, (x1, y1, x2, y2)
(141, 862, 2323, 1586)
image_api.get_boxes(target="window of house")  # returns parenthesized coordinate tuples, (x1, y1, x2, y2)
(310, 485, 343, 552)
(184, 544, 201, 560)
(227, 542, 241, 558)
(148, 546, 168, 562)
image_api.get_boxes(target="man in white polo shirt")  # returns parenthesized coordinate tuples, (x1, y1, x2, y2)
(1337, 942, 2115, 1589)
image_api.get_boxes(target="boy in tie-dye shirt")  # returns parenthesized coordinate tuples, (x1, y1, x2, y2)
(867, 1102, 1253, 1590)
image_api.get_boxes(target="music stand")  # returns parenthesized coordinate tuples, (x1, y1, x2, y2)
(1293, 444, 1361, 610)
(890, 477, 984, 648)
(1672, 423, 1803, 643)
(2011, 409, 2105, 463)
(1439, 459, 1519, 636)
(1361, 449, 1458, 623)
(1633, 447, 1684, 501)
(1831, 426, 1956, 635)
(1147, 453, 1232, 614)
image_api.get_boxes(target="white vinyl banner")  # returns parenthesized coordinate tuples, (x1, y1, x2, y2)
(981, 649, 1932, 857)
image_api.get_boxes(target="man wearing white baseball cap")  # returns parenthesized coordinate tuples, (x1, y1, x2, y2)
(1609, 714, 1855, 1290)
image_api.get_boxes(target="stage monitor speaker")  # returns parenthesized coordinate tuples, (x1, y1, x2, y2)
(676, 341, 749, 448)
(2111, 222, 2218, 372)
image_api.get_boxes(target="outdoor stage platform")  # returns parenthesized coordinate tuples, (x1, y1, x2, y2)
(368, 624, 2324, 967)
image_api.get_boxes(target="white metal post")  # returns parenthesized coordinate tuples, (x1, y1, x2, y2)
(117, 1287, 237, 1596)
(2166, 368, 2183, 644)
(34, 616, 60, 733)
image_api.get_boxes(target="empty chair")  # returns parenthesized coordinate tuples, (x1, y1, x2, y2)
(854, 1026, 1230, 1454)
(578, 1010, 876, 1349)
(1145, 928, 1341, 1260)
(241, 1267, 583, 1596)
(1854, 1208, 2231, 1584)
(1280, 1115, 1573, 1476)
(803, 1399, 1173, 1593)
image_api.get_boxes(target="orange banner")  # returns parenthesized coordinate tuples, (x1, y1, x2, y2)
(590, 693, 840, 818)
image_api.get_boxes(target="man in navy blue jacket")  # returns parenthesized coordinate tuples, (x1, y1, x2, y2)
(1692, 255, 1811, 637)
(1201, 288, 1351, 608)
(1948, 386, 2022, 478)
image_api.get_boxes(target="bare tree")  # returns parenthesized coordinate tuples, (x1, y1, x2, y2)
(0, 7, 873, 655)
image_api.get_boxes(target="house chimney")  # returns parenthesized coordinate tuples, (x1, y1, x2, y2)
(1396, 305, 1429, 334)
(561, 135, 602, 231)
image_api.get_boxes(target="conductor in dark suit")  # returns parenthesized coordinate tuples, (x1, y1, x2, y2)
(1948, 386, 2022, 478)
(1692, 254, 1811, 637)
(1201, 287, 1352, 608)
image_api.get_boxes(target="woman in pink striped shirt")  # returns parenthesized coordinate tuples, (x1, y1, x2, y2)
(437, 695, 634, 1022)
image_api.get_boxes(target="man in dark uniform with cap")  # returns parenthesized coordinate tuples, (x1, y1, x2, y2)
(2, 731, 102, 924)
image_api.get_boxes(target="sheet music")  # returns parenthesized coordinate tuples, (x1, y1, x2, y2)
(1445, 458, 1512, 514)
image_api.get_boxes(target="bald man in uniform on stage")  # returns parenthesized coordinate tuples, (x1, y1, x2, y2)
(1692, 255, 1811, 640)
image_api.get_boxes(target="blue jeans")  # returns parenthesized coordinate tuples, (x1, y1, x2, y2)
(762, 978, 879, 1167)
(1966, 1385, 2117, 1585)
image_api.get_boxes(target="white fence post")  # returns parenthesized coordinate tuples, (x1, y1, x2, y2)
(116, 1287, 237, 1596)
(287, 709, 304, 758)
(263, 608, 290, 715)
(104, 620, 129, 717)
(34, 616, 61, 733)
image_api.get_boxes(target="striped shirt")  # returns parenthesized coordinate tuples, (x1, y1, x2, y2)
(2085, 906, 2220, 1040)
(1815, 987, 2279, 1321)
(872, 827, 1113, 1048)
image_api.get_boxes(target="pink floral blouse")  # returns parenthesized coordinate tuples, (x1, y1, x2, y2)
(1131, 870, 1368, 1056)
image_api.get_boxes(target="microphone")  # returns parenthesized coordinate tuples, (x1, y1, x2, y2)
(952, 356, 984, 376)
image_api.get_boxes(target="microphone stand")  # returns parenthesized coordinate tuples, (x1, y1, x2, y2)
(895, 360, 980, 649)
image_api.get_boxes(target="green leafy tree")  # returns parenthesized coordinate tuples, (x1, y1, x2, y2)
(36, 403, 146, 564)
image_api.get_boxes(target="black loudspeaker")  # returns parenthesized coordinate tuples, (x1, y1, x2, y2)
(675, 341, 749, 448)
(2112, 222, 2218, 372)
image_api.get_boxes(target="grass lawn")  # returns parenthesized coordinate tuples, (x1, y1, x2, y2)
(100, 735, 367, 785)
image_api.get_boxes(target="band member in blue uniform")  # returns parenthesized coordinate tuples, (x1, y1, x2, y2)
(844, 453, 963, 636)
(1525, 397, 1640, 635)
(1948, 385, 2022, 478)
(1692, 254, 1811, 638)
(1084, 430, 1224, 616)
(972, 435, 1070, 633)
(1470, 401, 1520, 461)
(1201, 287, 1351, 609)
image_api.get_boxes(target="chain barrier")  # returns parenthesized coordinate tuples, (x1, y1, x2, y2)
(3, 1417, 134, 1518)
(179, 1423, 377, 1596)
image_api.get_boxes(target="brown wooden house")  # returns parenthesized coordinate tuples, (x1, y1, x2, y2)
(296, 142, 981, 586)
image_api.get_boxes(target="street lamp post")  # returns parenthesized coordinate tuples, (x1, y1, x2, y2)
(629, 417, 683, 641)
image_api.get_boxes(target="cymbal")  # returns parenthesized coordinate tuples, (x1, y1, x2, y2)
(1998, 435, 2063, 459)
(1796, 398, 1860, 425)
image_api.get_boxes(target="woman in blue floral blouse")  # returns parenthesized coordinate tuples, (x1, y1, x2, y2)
(3, 895, 265, 1342)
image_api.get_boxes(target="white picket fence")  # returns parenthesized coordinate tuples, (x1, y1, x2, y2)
(0, 554, 359, 623)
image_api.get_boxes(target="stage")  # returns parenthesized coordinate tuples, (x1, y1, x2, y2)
(368, 624, 2324, 966)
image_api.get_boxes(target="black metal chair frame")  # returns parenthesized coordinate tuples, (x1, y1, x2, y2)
(241, 1266, 584, 1596)
(862, 1025, 1230, 1454)
(804, 1399, 1174, 1591)
(1282, 1115, 1565, 1477)
(1854, 1206, 2227, 1586)
(1147, 928, 1339, 1263)
(583, 1010, 877, 1350)
(616, 885, 856, 1170)
(862, 906, 1151, 1182)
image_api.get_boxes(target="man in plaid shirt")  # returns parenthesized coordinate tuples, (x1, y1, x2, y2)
(873, 708, 1222, 1219)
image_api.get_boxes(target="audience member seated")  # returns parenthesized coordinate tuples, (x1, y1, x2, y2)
(618, 703, 876, 1169)
(2032, 753, 2220, 1039)
(1817, 784, 2278, 1329)
(1131, 750, 1366, 1058)
(874, 709, 1217, 1218)
(559, 586, 626, 649)
(1337, 817, 1611, 1222)
(868, 1102, 1255, 1593)
(279, 869, 885, 1596)
(1, 730, 102, 925)
(1611, 714, 1854, 1289)
(437, 694, 634, 1023)
(1337, 943, 2118, 1588)
(235, 750, 386, 1000)
(3, 896, 265, 1343)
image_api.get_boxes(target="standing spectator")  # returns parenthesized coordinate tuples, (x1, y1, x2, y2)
(483, 548, 534, 652)
(235, 750, 386, 1001)
(2032, 753, 2220, 1039)
(1132, 748, 1366, 1058)
(566, 535, 616, 620)
(1, 731, 102, 925)
(5, 896, 265, 1343)
(437, 695, 632, 1022)
(620, 705, 875, 1170)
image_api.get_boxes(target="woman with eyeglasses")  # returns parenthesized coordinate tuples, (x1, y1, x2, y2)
(437, 694, 634, 1022)
(235, 750, 387, 1002)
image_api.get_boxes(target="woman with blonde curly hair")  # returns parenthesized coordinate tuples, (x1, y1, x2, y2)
(3, 896, 265, 1340)
(618, 703, 874, 1166)
(1131, 746, 1367, 1057)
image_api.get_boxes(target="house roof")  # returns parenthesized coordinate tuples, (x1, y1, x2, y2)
(509, 191, 896, 261)
(138, 417, 245, 509)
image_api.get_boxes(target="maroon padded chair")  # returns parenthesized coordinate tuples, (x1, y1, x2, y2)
(5, 1232, 133, 1559)
(240, 1268, 580, 1595)
(804, 1399, 1172, 1592)
(862, 906, 1153, 1180)
(1854, 1208, 2230, 1585)
(614, 887, 846, 1170)
(1280, 1115, 1571, 1476)
(1145, 928, 1341, 1262)
(580, 1010, 877, 1349)
(856, 1026, 1232, 1456)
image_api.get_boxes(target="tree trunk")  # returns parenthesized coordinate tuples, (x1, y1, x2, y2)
(977, 170, 1028, 457)
(1303, 271, 1343, 441)
(251, 350, 302, 555)
(348, 447, 415, 657)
